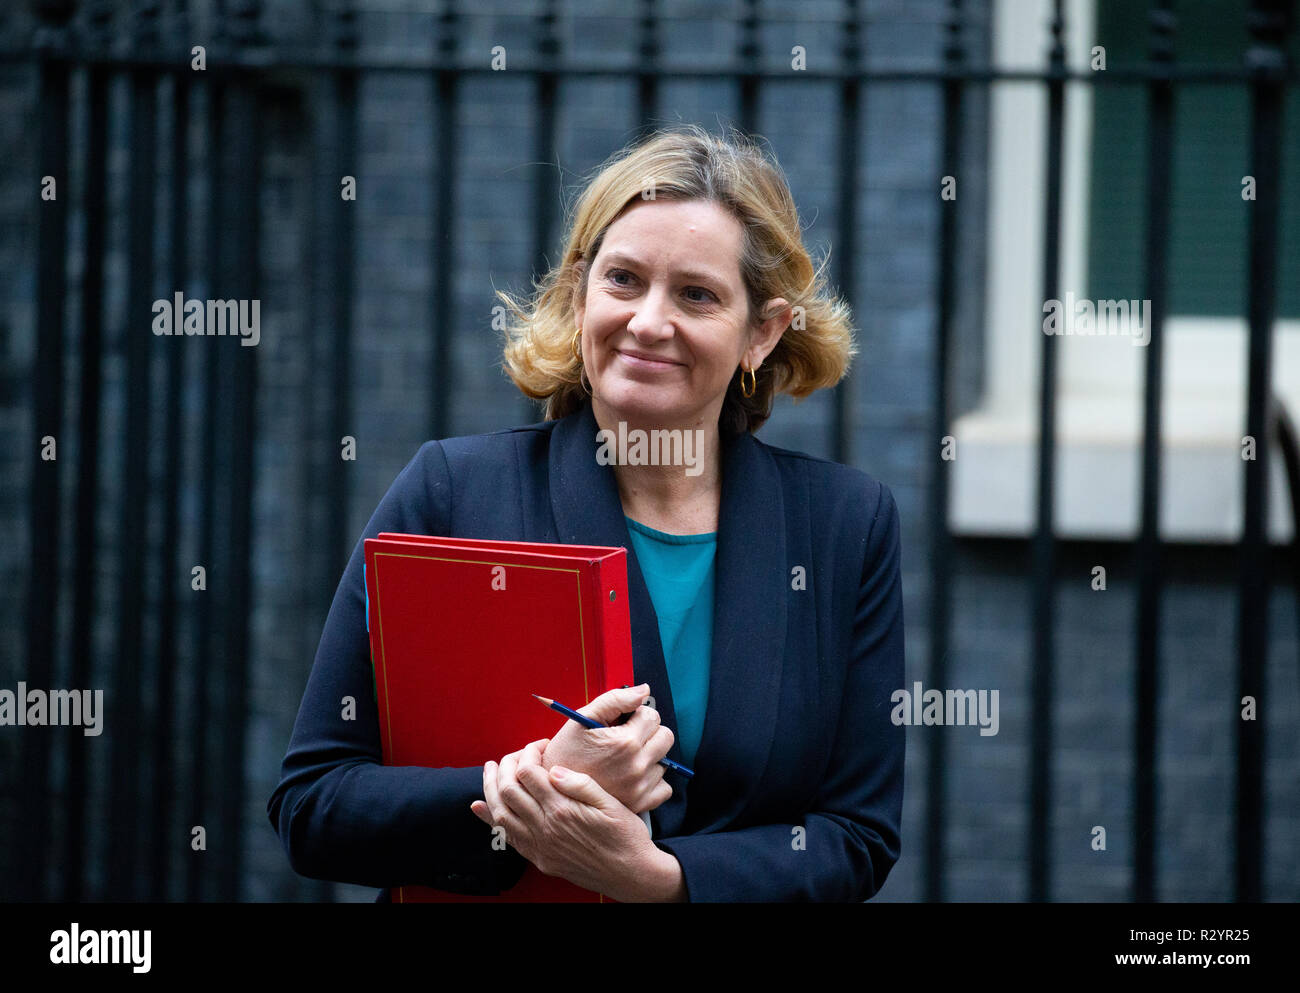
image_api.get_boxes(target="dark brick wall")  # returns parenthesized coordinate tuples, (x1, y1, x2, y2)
(1, 0, 1295, 904)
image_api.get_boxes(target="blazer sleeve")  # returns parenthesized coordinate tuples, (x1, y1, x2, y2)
(654, 480, 905, 902)
(265, 440, 529, 895)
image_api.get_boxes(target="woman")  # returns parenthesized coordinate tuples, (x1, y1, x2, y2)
(268, 124, 905, 902)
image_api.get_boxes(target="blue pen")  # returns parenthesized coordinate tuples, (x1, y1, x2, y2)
(531, 693, 695, 778)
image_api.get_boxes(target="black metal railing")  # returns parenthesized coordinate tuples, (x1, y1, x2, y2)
(7, 0, 1296, 902)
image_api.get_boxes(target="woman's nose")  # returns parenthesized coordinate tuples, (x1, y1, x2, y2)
(626, 287, 675, 341)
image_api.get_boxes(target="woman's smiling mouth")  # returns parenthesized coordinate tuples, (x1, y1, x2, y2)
(616, 349, 684, 370)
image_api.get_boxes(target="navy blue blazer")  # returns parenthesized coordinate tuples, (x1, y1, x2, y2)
(268, 399, 905, 901)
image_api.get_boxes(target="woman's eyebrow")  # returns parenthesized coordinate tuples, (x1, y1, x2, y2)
(600, 250, 729, 287)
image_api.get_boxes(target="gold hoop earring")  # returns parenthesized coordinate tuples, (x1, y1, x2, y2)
(740, 364, 757, 399)
(571, 327, 583, 362)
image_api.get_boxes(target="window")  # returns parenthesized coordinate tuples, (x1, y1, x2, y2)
(949, 0, 1298, 541)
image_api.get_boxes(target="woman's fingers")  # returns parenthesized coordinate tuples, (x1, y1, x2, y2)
(498, 749, 546, 824)
(481, 760, 506, 821)
(546, 765, 621, 814)
(577, 684, 651, 725)
(520, 738, 548, 767)
(646, 779, 673, 812)
(630, 765, 668, 814)
(479, 759, 534, 859)
(515, 762, 568, 820)
(497, 749, 518, 784)
(646, 724, 675, 763)
(621, 704, 662, 746)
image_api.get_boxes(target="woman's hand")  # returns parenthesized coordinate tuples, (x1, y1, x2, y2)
(540, 684, 675, 814)
(470, 738, 685, 902)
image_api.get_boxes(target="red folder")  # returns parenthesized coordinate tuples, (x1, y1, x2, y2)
(362, 532, 635, 902)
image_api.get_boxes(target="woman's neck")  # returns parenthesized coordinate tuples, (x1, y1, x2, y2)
(590, 398, 723, 534)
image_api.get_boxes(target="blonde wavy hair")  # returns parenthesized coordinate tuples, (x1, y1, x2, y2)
(498, 124, 857, 435)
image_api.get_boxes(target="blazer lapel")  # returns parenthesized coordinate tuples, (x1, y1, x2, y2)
(546, 400, 787, 838)
(685, 419, 787, 831)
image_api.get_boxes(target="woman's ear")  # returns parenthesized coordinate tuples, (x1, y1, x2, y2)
(571, 260, 588, 326)
(747, 296, 792, 369)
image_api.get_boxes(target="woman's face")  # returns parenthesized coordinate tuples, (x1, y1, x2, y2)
(575, 197, 787, 431)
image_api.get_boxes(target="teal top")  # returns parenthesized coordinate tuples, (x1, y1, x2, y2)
(624, 516, 716, 768)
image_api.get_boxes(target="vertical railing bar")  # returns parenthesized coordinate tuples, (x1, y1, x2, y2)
(20, 0, 74, 902)
(297, 19, 334, 905)
(925, 0, 964, 905)
(430, 0, 458, 441)
(1133, 0, 1176, 905)
(526, 0, 560, 426)
(1029, 0, 1067, 903)
(107, 4, 160, 900)
(217, 4, 263, 901)
(1235, 0, 1290, 904)
(330, 2, 358, 599)
(62, 0, 112, 901)
(150, 57, 189, 902)
(738, 0, 759, 133)
(207, 97, 236, 898)
(832, 0, 861, 468)
(186, 68, 222, 904)
(635, 0, 660, 138)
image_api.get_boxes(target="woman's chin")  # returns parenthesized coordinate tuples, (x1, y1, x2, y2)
(593, 383, 696, 424)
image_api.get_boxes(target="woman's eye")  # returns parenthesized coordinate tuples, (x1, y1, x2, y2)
(607, 269, 634, 287)
(684, 287, 715, 304)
